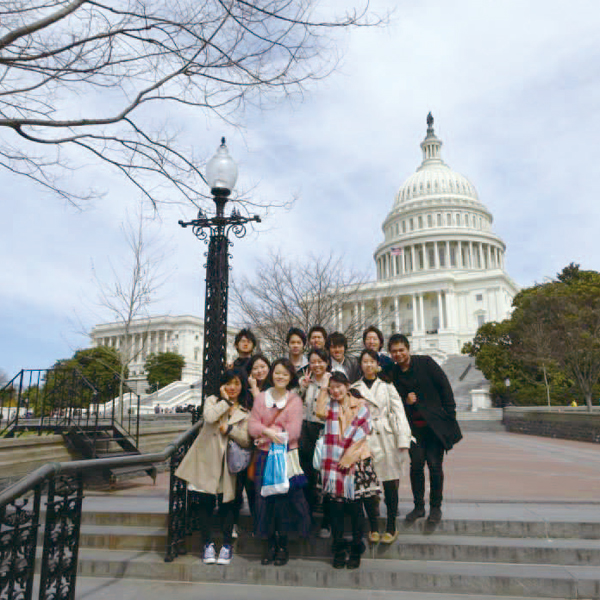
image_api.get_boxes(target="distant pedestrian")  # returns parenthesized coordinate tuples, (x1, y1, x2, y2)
(386, 334, 462, 530)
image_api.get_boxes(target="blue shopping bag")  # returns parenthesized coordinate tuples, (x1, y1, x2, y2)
(261, 438, 289, 497)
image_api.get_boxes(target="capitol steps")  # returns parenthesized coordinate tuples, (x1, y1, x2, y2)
(36, 508, 600, 599)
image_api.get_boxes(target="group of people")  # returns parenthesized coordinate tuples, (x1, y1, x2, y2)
(175, 325, 462, 569)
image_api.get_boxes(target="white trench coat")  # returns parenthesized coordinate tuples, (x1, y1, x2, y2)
(351, 378, 412, 482)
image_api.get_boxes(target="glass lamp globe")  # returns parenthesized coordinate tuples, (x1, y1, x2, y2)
(206, 137, 238, 196)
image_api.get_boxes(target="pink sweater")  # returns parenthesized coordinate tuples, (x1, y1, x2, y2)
(248, 391, 303, 452)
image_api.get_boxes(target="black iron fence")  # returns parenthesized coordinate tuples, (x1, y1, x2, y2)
(0, 369, 141, 445)
(0, 416, 202, 600)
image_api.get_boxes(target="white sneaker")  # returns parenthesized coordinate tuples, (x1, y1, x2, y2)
(202, 542, 216, 564)
(319, 527, 331, 539)
(217, 544, 233, 565)
(232, 525, 239, 539)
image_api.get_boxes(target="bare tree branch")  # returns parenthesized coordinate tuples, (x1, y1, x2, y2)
(0, 0, 381, 207)
(231, 250, 375, 357)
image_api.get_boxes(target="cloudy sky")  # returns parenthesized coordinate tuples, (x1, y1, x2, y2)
(2, 0, 600, 377)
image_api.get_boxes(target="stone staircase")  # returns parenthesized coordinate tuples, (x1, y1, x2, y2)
(441, 355, 490, 411)
(49, 499, 600, 599)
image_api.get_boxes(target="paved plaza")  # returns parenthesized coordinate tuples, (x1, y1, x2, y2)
(93, 431, 600, 504)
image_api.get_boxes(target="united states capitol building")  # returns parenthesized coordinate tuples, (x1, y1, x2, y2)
(90, 115, 517, 409)
(334, 114, 519, 363)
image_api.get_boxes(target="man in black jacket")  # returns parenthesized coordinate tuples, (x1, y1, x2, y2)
(385, 334, 462, 528)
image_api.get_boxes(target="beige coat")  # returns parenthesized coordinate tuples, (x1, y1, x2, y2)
(351, 378, 411, 481)
(175, 395, 251, 503)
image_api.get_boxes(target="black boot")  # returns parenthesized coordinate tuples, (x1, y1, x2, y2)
(346, 541, 363, 569)
(404, 506, 426, 524)
(274, 534, 289, 566)
(332, 540, 347, 569)
(261, 535, 277, 565)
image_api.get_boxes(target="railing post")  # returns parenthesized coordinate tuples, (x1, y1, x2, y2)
(0, 483, 42, 600)
(39, 473, 84, 600)
(164, 439, 191, 562)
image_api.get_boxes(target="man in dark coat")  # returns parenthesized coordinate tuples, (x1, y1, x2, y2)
(384, 333, 462, 528)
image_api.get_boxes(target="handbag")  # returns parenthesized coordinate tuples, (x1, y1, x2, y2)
(261, 438, 289, 497)
(312, 435, 324, 471)
(226, 439, 253, 474)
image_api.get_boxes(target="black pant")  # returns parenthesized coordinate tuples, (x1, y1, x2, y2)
(362, 496, 379, 531)
(191, 491, 236, 545)
(329, 498, 364, 545)
(299, 420, 324, 510)
(409, 426, 445, 510)
(234, 467, 255, 523)
(383, 480, 399, 533)
(299, 420, 330, 528)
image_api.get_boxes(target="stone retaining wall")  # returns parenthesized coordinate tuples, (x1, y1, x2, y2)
(0, 418, 192, 490)
(503, 409, 600, 444)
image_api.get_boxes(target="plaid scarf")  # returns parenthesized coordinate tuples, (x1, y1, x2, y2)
(321, 401, 371, 499)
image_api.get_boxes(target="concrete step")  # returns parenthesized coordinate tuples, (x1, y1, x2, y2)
(74, 510, 600, 540)
(74, 525, 600, 565)
(72, 549, 600, 598)
(65, 576, 564, 600)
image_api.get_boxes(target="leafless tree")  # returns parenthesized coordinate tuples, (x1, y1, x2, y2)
(0, 0, 375, 208)
(94, 204, 167, 414)
(231, 250, 374, 357)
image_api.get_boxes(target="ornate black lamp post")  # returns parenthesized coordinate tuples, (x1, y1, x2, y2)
(179, 138, 260, 408)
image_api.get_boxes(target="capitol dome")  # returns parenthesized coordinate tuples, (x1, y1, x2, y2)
(394, 113, 479, 205)
(375, 113, 503, 280)
(332, 113, 519, 362)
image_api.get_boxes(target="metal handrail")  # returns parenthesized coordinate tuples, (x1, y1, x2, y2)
(0, 417, 202, 600)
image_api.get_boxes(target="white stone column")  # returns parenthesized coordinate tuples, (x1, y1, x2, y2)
(458, 241, 463, 268)
(394, 296, 400, 332)
(446, 241, 451, 267)
(434, 241, 439, 269)
(437, 291, 444, 330)
(338, 305, 343, 330)
(478, 243, 484, 269)
(486, 244, 492, 269)
(400, 248, 405, 275)
(361, 303, 366, 326)
(419, 294, 425, 332)
(446, 291, 454, 329)
(377, 297, 383, 329)
(410, 245, 416, 273)
(412, 294, 418, 334)
(468, 241, 474, 268)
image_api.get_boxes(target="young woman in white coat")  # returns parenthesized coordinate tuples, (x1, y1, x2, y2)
(351, 349, 411, 543)
(175, 368, 252, 565)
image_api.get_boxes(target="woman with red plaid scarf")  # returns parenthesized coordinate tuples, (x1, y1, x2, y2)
(315, 371, 375, 569)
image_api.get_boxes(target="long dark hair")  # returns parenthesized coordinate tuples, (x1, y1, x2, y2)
(220, 368, 252, 410)
(248, 354, 272, 390)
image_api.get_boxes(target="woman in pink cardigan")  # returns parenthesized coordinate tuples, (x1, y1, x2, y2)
(248, 358, 310, 566)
